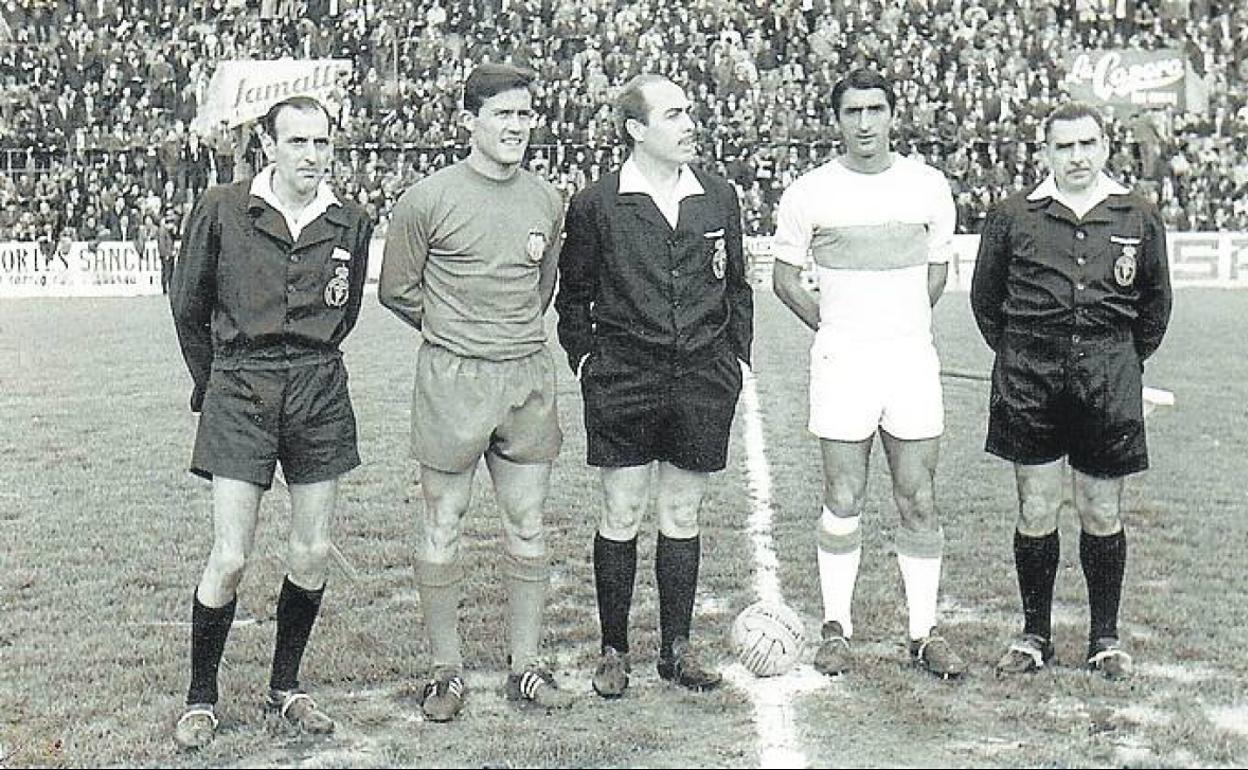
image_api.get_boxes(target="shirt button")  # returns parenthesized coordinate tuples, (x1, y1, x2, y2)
(671, 269, 680, 277)
(1072, 334, 1081, 343)
(287, 284, 296, 293)
(290, 254, 300, 262)
(1075, 231, 1086, 240)
(1075, 282, 1085, 290)
(1076, 257, 1086, 265)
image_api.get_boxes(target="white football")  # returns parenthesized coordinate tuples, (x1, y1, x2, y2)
(731, 600, 807, 677)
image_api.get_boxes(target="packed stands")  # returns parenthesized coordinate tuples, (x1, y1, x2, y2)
(1, 0, 1246, 243)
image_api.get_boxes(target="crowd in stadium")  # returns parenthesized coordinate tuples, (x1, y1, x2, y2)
(1, 0, 1246, 244)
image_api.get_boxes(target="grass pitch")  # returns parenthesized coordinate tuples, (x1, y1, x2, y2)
(0, 286, 1245, 768)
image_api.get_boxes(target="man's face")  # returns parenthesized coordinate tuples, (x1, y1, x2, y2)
(465, 87, 534, 170)
(835, 87, 893, 162)
(631, 80, 697, 166)
(265, 105, 333, 200)
(1044, 115, 1109, 193)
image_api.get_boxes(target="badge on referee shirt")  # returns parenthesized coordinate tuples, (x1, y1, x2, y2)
(1114, 245, 1137, 287)
(324, 265, 350, 307)
(527, 230, 547, 264)
(710, 237, 727, 280)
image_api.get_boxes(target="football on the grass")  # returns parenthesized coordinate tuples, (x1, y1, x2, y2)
(731, 600, 806, 677)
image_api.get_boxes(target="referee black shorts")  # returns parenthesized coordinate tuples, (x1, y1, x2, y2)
(580, 339, 743, 473)
(191, 357, 360, 488)
(986, 331, 1148, 479)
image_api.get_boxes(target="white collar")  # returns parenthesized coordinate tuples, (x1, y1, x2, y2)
(1028, 173, 1128, 218)
(250, 165, 340, 238)
(618, 156, 704, 201)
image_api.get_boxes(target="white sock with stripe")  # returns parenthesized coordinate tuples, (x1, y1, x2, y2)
(816, 506, 861, 639)
(896, 526, 945, 641)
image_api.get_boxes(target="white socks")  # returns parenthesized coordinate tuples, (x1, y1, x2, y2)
(897, 552, 942, 641)
(816, 507, 861, 638)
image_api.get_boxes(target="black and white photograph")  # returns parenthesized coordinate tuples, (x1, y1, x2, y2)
(1, 0, 1245, 767)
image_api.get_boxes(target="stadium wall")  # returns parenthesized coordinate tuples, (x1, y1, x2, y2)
(3, 233, 1247, 298)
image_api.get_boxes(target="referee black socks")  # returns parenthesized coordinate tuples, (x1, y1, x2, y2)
(656, 533, 701, 660)
(188, 592, 237, 705)
(1081, 529, 1127, 643)
(593, 533, 637, 655)
(1014, 530, 1060, 641)
(269, 576, 325, 693)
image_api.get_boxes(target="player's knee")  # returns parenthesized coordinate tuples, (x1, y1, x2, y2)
(206, 548, 248, 592)
(600, 498, 645, 539)
(823, 482, 864, 512)
(1078, 502, 1122, 536)
(658, 502, 700, 539)
(1017, 493, 1061, 534)
(425, 522, 462, 557)
(503, 511, 545, 550)
(287, 535, 331, 574)
(893, 481, 936, 518)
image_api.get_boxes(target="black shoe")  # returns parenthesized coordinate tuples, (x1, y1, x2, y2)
(657, 638, 722, 692)
(420, 669, 467, 722)
(813, 620, 851, 676)
(505, 667, 575, 709)
(996, 633, 1055, 675)
(592, 646, 630, 698)
(1087, 637, 1132, 680)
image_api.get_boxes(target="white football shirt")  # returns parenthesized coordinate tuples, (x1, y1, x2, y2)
(773, 154, 955, 346)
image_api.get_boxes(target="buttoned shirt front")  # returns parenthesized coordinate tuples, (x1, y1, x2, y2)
(970, 177, 1171, 361)
(555, 164, 754, 374)
(171, 176, 374, 405)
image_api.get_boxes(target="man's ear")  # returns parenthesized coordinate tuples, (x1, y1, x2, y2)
(257, 125, 276, 162)
(460, 109, 475, 135)
(625, 116, 645, 146)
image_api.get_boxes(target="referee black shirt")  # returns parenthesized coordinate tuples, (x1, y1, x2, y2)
(971, 176, 1171, 361)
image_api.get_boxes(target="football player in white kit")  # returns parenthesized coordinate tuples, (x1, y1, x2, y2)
(772, 68, 965, 679)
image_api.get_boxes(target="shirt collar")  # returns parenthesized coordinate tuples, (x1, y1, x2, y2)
(250, 165, 340, 225)
(618, 156, 704, 201)
(1027, 172, 1128, 214)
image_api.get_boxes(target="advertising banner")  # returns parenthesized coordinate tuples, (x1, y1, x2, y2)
(0, 241, 163, 297)
(4, 234, 1246, 298)
(1065, 48, 1193, 114)
(191, 59, 353, 135)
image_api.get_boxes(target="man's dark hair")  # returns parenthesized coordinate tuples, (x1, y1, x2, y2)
(1043, 102, 1107, 143)
(462, 63, 536, 115)
(260, 95, 332, 140)
(615, 73, 670, 149)
(830, 68, 897, 115)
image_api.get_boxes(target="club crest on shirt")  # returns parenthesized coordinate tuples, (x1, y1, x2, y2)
(711, 237, 727, 280)
(1114, 248, 1137, 287)
(324, 265, 350, 307)
(527, 230, 547, 264)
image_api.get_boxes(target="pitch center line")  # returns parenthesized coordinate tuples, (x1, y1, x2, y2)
(731, 363, 821, 770)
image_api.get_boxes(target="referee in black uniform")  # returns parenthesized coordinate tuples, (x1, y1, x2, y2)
(170, 96, 372, 747)
(971, 102, 1172, 680)
(555, 73, 753, 697)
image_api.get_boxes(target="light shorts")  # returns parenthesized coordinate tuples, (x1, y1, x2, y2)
(808, 337, 944, 442)
(410, 342, 562, 473)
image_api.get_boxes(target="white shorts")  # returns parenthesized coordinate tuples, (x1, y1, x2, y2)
(808, 338, 944, 442)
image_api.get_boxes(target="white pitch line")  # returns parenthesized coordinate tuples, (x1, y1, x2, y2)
(734, 364, 826, 769)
